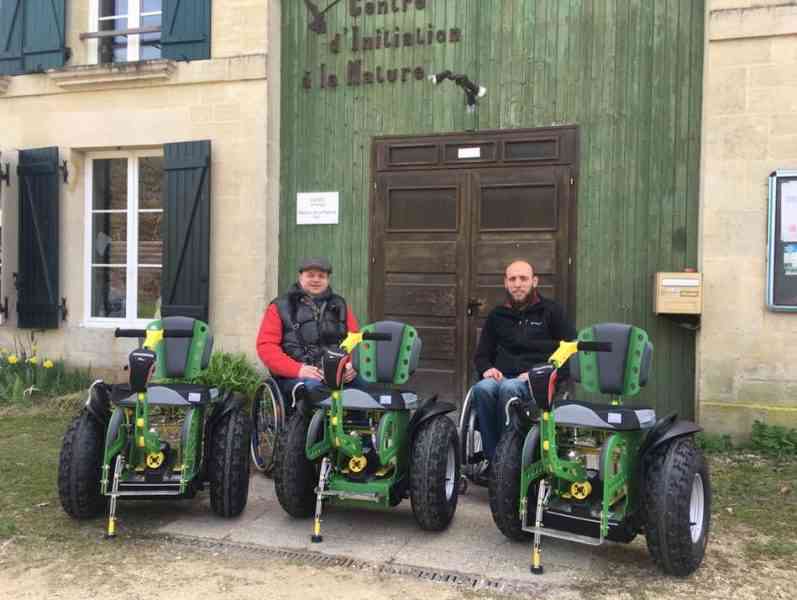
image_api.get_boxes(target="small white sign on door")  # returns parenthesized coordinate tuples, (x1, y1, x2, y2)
(458, 147, 481, 159)
(297, 192, 339, 225)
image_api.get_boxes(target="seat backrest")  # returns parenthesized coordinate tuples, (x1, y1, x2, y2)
(150, 316, 214, 380)
(570, 323, 652, 397)
(352, 321, 422, 385)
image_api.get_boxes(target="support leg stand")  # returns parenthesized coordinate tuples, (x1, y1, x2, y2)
(105, 456, 123, 539)
(311, 457, 331, 543)
(531, 478, 549, 575)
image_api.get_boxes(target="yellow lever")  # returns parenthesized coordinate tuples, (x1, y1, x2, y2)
(549, 340, 580, 369)
(339, 331, 363, 354)
(143, 328, 164, 351)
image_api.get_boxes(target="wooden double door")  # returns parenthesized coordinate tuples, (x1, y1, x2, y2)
(369, 127, 578, 407)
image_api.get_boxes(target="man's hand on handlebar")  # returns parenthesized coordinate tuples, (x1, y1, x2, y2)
(342, 362, 357, 383)
(299, 364, 323, 381)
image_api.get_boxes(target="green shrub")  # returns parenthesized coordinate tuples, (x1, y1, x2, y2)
(696, 431, 734, 453)
(182, 351, 263, 399)
(750, 420, 797, 457)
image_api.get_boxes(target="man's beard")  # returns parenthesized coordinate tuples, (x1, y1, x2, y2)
(506, 289, 537, 310)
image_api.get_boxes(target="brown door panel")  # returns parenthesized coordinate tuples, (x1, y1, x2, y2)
(371, 130, 576, 410)
(466, 166, 571, 384)
(372, 170, 469, 405)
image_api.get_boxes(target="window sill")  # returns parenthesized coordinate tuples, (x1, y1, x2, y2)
(47, 59, 176, 90)
(81, 319, 154, 330)
(0, 76, 9, 95)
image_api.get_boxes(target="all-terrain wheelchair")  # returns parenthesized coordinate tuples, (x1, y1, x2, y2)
(272, 320, 461, 540)
(489, 323, 710, 576)
(58, 317, 251, 537)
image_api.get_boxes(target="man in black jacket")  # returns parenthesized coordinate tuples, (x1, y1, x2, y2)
(472, 260, 576, 464)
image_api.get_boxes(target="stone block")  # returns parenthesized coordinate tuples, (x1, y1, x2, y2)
(748, 86, 797, 115)
(699, 403, 767, 441)
(706, 66, 748, 114)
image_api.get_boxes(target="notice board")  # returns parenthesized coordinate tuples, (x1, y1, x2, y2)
(767, 170, 797, 310)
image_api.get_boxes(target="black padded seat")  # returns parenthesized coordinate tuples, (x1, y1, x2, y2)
(553, 400, 656, 431)
(317, 386, 418, 411)
(112, 383, 219, 407)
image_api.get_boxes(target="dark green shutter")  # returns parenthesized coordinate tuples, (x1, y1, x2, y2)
(17, 147, 60, 329)
(0, 0, 67, 75)
(0, 0, 24, 75)
(161, 0, 211, 61)
(24, 0, 67, 72)
(162, 140, 211, 323)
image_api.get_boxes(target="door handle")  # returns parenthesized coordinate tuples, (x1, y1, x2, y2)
(467, 298, 485, 317)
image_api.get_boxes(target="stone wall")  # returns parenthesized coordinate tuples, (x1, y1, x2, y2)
(0, 1, 277, 380)
(699, 0, 797, 437)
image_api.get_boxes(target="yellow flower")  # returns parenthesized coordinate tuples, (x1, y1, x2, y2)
(7, 354, 18, 365)
(28, 356, 39, 366)
(43, 359, 54, 369)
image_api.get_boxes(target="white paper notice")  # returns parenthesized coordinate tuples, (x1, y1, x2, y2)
(781, 181, 797, 241)
(297, 192, 339, 225)
(458, 147, 481, 159)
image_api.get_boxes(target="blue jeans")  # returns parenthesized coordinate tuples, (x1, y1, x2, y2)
(472, 377, 532, 462)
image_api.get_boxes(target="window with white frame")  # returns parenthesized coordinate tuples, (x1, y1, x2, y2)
(94, 0, 163, 64)
(85, 151, 164, 325)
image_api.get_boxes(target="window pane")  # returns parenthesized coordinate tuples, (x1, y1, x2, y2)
(93, 213, 127, 264)
(141, 0, 161, 14)
(92, 159, 127, 210)
(138, 213, 163, 266)
(138, 267, 162, 319)
(92, 267, 127, 318)
(140, 14, 162, 60)
(140, 44, 161, 61)
(139, 156, 163, 209)
(100, 0, 128, 18)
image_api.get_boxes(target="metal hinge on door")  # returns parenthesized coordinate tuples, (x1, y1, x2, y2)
(570, 176, 575, 185)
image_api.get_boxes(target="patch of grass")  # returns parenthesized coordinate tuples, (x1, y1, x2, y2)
(0, 517, 17, 536)
(710, 453, 797, 560)
(745, 540, 797, 559)
(0, 411, 91, 542)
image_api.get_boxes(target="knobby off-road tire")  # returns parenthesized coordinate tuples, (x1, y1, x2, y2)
(409, 415, 460, 531)
(58, 411, 107, 519)
(644, 436, 711, 577)
(209, 408, 251, 518)
(489, 427, 535, 541)
(273, 412, 317, 518)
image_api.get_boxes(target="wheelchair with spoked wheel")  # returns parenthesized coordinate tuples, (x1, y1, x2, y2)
(250, 376, 304, 475)
(458, 375, 571, 490)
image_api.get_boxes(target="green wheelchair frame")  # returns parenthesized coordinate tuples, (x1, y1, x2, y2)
(273, 321, 461, 541)
(58, 317, 251, 537)
(491, 323, 710, 577)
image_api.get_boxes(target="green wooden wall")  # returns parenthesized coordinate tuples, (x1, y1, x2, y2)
(280, 0, 704, 416)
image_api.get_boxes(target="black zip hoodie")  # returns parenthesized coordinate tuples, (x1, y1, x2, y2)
(473, 294, 577, 379)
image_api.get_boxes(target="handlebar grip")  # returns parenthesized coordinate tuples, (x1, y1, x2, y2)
(362, 332, 392, 341)
(578, 341, 612, 352)
(114, 328, 194, 338)
(114, 328, 147, 338)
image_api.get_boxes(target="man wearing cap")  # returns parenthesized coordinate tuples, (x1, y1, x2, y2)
(256, 257, 364, 398)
